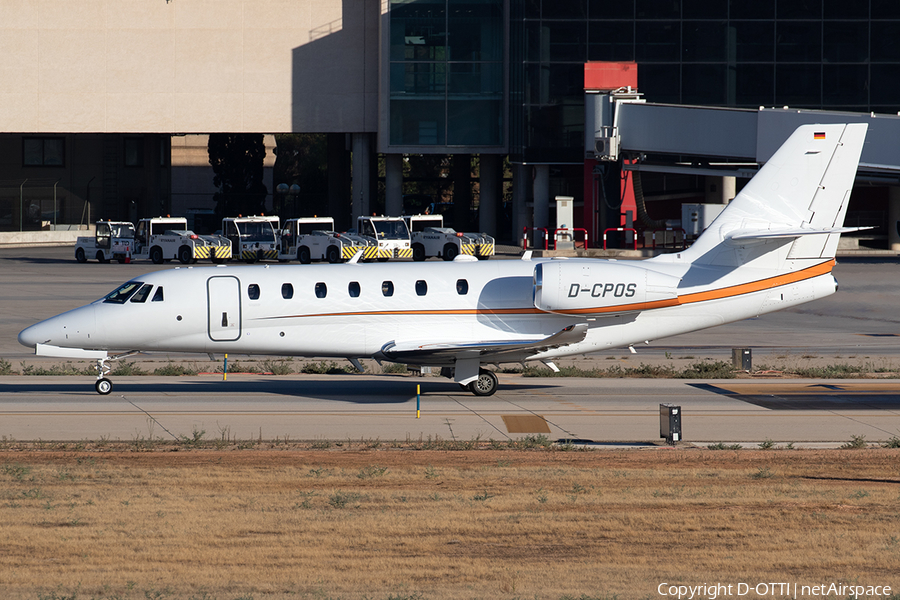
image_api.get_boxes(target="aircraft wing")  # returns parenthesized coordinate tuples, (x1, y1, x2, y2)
(380, 323, 588, 365)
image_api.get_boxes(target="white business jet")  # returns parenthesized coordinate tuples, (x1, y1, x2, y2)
(19, 123, 868, 396)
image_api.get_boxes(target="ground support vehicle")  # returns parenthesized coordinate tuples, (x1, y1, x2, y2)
(132, 217, 232, 264)
(74, 221, 135, 263)
(223, 216, 280, 262)
(357, 216, 412, 260)
(405, 214, 495, 261)
(278, 217, 379, 263)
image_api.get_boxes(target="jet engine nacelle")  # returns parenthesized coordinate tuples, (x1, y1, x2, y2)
(533, 261, 682, 315)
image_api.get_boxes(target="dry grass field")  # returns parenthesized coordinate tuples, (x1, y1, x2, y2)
(1, 444, 899, 600)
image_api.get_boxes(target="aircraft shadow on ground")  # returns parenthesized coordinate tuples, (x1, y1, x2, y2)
(0, 377, 557, 403)
(690, 383, 900, 410)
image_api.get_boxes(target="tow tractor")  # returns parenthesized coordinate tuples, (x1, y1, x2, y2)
(74, 221, 136, 263)
(405, 214, 495, 261)
(223, 215, 280, 262)
(356, 215, 412, 260)
(132, 216, 232, 264)
(277, 217, 379, 263)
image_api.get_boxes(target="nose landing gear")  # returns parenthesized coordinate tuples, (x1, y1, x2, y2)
(94, 351, 140, 395)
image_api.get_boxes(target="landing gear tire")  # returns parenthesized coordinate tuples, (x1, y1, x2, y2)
(467, 369, 498, 396)
(95, 377, 113, 395)
(75, 247, 86, 263)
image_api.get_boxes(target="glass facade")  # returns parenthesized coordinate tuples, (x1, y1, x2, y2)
(511, 0, 900, 163)
(388, 0, 505, 148)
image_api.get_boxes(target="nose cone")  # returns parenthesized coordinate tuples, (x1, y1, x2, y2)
(18, 320, 51, 349)
(18, 305, 97, 349)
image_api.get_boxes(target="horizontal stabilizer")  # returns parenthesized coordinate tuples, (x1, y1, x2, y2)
(727, 226, 873, 241)
(381, 323, 588, 364)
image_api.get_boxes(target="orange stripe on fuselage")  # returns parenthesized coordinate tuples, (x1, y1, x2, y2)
(677, 259, 834, 305)
(256, 260, 834, 321)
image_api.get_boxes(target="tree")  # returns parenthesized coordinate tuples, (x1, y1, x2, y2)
(272, 134, 328, 218)
(208, 134, 268, 219)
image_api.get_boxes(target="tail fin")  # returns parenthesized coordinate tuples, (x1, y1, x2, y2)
(673, 123, 868, 265)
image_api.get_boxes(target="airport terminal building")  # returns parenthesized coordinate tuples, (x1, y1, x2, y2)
(2, 0, 900, 248)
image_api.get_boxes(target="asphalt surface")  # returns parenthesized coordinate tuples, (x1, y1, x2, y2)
(2, 374, 899, 444)
(2, 247, 900, 444)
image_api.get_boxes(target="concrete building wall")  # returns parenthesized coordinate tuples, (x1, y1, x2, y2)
(0, 0, 380, 134)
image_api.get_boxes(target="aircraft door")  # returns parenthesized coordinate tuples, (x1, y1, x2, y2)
(208, 276, 241, 341)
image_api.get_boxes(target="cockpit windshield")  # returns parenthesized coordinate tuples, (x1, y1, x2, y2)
(103, 281, 144, 304)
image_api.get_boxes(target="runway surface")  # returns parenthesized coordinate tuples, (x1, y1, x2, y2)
(2, 374, 899, 444)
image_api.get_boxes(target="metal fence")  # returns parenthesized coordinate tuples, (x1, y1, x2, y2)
(0, 179, 90, 232)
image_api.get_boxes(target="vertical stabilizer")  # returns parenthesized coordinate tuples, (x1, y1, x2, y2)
(672, 123, 867, 265)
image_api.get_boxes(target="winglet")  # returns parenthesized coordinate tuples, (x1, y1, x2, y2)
(348, 249, 364, 264)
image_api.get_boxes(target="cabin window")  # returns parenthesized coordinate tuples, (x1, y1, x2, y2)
(382, 281, 394, 297)
(104, 281, 143, 304)
(315, 282, 327, 298)
(248, 284, 260, 300)
(456, 279, 468, 295)
(416, 280, 427, 296)
(282, 283, 294, 299)
(348, 281, 361, 298)
(152, 287, 164, 302)
(130, 284, 153, 303)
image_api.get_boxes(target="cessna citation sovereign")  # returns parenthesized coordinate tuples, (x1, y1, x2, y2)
(20, 123, 868, 396)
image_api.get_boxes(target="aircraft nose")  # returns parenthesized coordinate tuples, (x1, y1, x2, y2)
(18, 305, 97, 350)
(18, 320, 51, 349)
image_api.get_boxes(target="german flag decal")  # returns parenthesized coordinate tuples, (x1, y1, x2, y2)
(814, 131, 826, 140)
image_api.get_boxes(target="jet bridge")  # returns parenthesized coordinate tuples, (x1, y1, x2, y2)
(584, 84, 900, 251)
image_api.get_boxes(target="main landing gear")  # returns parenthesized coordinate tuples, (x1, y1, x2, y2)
(469, 369, 498, 396)
(457, 369, 499, 396)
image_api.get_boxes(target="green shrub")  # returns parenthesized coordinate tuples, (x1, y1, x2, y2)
(841, 434, 867, 449)
(153, 362, 198, 376)
(262, 359, 294, 375)
(111, 361, 146, 376)
(301, 360, 354, 374)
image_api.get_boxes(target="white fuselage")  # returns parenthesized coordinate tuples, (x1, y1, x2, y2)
(18, 255, 838, 365)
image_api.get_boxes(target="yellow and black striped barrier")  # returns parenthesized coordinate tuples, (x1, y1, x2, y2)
(194, 245, 232, 260)
(342, 245, 380, 260)
(240, 249, 278, 261)
(377, 247, 413, 259)
(461, 243, 494, 257)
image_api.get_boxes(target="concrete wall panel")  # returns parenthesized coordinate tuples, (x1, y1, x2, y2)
(1, 0, 380, 133)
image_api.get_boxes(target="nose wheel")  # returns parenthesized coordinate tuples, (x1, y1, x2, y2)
(95, 377, 113, 395)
